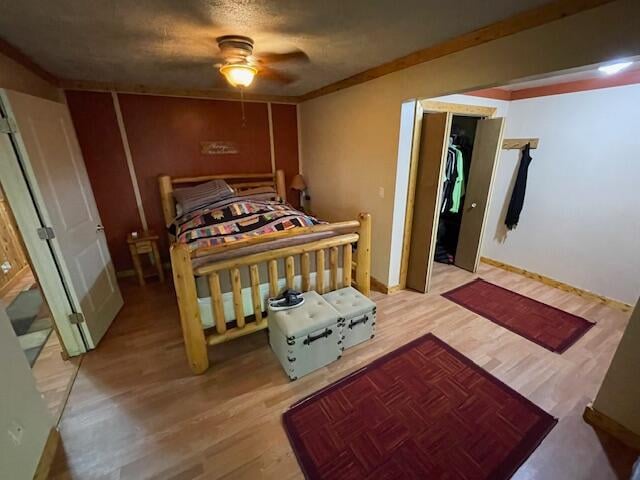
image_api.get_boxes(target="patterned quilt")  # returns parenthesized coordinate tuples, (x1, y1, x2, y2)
(170, 195, 324, 251)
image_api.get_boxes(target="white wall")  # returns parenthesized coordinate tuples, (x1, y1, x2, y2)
(482, 84, 640, 304)
(300, 0, 640, 286)
(0, 305, 54, 479)
(593, 300, 640, 434)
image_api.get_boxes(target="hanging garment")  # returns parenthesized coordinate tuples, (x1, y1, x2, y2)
(440, 147, 457, 213)
(449, 146, 465, 213)
(505, 143, 533, 230)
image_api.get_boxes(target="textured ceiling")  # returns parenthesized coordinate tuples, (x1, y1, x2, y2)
(0, 0, 551, 96)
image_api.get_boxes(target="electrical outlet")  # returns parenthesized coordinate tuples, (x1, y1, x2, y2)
(378, 187, 384, 198)
(8, 421, 24, 445)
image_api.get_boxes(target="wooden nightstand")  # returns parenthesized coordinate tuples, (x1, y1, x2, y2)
(127, 231, 165, 286)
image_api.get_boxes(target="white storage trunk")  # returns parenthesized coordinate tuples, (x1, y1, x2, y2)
(323, 287, 376, 350)
(269, 291, 343, 381)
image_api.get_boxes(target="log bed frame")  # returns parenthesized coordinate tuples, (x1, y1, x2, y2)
(158, 169, 372, 374)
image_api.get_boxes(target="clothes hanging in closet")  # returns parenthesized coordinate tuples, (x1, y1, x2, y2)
(440, 144, 465, 214)
(505, 143, 532, 230)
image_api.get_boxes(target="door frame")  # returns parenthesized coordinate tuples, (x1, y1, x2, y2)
(398, 100, 497, 290)
(0, 91, 87, 356)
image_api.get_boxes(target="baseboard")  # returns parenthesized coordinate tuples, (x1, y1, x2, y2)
(370, 276, 402, 295)
(480, 257, 633, 313)
(583, 405, 640, 451)
(33, 427, 60, 480)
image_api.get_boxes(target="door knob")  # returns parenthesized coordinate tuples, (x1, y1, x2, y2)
(96, 224, 105, 232)
(470, 202, 477, 209)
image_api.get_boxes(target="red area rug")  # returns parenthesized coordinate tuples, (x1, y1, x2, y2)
(442, 278, 595, 353)
(283, 334, 556, 479)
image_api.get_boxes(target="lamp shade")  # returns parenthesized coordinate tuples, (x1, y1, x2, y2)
(290, 174, 306, 191)
(220, 64, 257, 88)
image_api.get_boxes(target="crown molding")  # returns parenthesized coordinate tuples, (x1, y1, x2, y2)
(59, 79, 300, 104)
(298, 0, 616, 102)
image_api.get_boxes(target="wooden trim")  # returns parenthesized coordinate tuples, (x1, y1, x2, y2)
(503, 138, 539, 149)
(0, 38, 58, 85)
(399, 101, 423, 289)
(60, 79, 299, 104)
(370, 276, 402, 295)
(32, 427, 60, 480)
(583, 405, 640, 451)
(481, 257, 633, 312)
(298, 0, 614, 101)
(112, 92, 148, 230)
(267, 103, 276, 174)
(420, 100, 496, 118)
(0, 264, 29, 298)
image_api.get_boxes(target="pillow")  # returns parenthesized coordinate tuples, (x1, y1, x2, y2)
(234, 186, 278, 201)
(173, 179, 234, 214)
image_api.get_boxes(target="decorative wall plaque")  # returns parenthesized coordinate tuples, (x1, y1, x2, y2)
(200, 141, 239, 155)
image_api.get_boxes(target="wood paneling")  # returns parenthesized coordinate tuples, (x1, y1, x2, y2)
(66, 92, 300, 269)
(119, 94, 270, 256)
(0, 192, 29, 293)
(271, 103, 300, 208)
(65, 91, 140, 270)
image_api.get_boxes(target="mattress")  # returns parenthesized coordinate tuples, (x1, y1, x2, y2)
(195, 250, 345, 329)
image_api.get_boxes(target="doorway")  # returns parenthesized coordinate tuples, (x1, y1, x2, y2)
(0, 183, 56, 366)
(403, 100, 505, 293)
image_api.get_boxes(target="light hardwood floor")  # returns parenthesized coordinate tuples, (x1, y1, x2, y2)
(50, 263, 637, 479)
(2, 268, 80, 420)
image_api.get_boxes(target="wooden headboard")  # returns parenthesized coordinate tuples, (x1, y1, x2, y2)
(158, 169, 287, 228)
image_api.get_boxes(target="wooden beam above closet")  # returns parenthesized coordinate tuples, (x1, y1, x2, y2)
(502, 138, 539, 150)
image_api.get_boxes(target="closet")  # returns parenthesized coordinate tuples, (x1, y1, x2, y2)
(405, 101, 505, 293)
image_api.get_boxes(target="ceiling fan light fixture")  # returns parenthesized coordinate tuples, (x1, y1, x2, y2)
(220, 63, 257, 88)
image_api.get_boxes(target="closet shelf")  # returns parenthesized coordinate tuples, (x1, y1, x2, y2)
(502, 138, 539, 150)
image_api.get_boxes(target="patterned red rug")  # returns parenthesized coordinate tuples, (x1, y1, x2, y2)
(442, 278, 595, 353)
(283, 334, 556, 479)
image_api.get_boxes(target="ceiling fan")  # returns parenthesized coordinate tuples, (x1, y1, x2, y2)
(215, 35, 308, 88)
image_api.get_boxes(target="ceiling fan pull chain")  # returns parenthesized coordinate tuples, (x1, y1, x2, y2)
(240, 88, 246, 127)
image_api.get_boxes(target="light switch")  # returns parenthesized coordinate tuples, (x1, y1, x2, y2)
(378, 187, 384, 198)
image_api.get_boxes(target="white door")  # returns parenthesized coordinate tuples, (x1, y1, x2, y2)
(1, 89, 123, 348)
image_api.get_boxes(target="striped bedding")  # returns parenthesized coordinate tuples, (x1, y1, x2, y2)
(170, 194, 324, 252)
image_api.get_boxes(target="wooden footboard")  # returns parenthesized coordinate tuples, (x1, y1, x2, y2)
(170, 213, 371, 374)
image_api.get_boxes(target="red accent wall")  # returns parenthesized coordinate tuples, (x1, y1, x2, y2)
(271, 103, 300, 207)
(65, 91, 139, 270)
(65, 91, 300, 270)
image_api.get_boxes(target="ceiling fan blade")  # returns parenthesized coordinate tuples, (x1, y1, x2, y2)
(259, 66, 298, 85)
(165, 58, 223, 71)
(254, 50, 309, 64)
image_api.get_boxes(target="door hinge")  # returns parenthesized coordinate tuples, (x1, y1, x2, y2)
(0, 117, 17, 134)
(68, 312, 85, 324)
(37, 226, 55, 240)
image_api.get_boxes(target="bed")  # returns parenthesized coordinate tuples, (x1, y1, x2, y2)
(159, 169, 371, 374)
